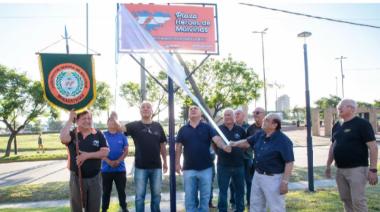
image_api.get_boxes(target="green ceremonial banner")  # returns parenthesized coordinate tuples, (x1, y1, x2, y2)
(39, 53, 96, 112)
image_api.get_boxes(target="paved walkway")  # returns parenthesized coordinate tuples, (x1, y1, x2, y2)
(0, 178, 339, 210)
(0, 129, 339, 187)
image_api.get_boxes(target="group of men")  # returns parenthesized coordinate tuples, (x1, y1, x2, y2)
(60, 98, 378, 212)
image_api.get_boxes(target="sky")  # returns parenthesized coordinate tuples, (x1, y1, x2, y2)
(0, 0, 380, 122)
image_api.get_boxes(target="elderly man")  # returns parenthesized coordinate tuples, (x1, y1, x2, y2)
(230, 113, 294, 212)
(217, 109, 246, 212)
(60, 110, 110, 212)
(230, 109, 250, 209)
(176, 105, 231, 212)
(243, 107, 266, 207)
(325, 99, 378, 212)
(123, 101, 167, 212)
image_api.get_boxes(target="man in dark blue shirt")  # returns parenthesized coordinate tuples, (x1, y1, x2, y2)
(217, 109, 246, 212)
(230, 113, 294, 212)
(176, 105, 231, 212)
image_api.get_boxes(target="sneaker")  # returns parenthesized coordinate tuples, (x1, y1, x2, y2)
(209, 203, 216, 208)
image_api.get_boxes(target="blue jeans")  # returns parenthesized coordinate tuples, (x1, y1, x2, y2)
(134, 168, 162, 212)
(244, 159, 253, 205)
(217, 165, 245, 212)
(183, 167, 212, 212)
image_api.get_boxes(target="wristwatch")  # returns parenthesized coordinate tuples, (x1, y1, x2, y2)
(369, 168, 377, 173)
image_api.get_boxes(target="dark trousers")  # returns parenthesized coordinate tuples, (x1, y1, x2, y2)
(230, 159, 253, 206)
(70, 171, 102, 212)
(102, 172, 127, 212)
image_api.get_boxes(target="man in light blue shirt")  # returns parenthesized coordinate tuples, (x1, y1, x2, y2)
(102, 113, 129, 212)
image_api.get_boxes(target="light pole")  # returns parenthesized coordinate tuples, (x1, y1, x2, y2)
(335, 56, 347, 97)
(298, 31, 314, 192)
(253, 28, 268, 111)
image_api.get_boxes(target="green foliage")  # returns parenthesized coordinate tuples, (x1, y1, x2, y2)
(357, 101, 372, 108)
(292, 106, 306, 122)
(0, 65, 55, 156)
(119, 71, 168, 118)
(91, 81, 113, 117)
(374, 100, 380, 108)
(315, 95, 341, 111)
(181, 56, 262, 118)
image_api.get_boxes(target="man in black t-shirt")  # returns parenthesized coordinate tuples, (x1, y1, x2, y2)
(325, 99, 378, 212)
(60, 110, 109, 212)
(123, 101, 167, 212)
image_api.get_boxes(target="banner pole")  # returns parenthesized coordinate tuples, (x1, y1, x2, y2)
(168, 76, 176, 212)
(74, 121, 86, 212)
(64, 26, 70, 54)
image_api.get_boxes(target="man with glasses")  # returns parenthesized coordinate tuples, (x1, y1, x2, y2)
(240, 107, 266, 207)
(325, 99, 378, 212)
(230, 113, 294, 212)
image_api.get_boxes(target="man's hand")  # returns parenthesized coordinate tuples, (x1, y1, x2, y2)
(279, 180, 289, 195)
(163, 162, 168, 174)
(175, 163, 182, 175)
(112, 160, 121, 168)
(325, 166, 332, 179)
(223, 145, 232, 153)
(229, 142, 238, 147)
(368, 171, 378, 185)
(69, 110, 77, 123)
(76, 151, 90, 166)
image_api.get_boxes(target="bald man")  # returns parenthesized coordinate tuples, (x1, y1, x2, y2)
(325, 99, 378, 212)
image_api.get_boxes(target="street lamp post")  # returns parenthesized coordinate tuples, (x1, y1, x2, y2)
(297, 31, 314, 192)
(335, 56, 347, 97)
(253, 28, 268, 112)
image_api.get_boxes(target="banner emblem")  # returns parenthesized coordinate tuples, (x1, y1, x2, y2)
(39, 53, 96, 111)
(48, 63, 90, 105)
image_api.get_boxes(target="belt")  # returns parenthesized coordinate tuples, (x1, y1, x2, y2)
(255, 168, 274, 176)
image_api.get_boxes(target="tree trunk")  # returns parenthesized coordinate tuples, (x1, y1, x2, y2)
(4, 133, 16, 157)
(14, 136, 17, 155)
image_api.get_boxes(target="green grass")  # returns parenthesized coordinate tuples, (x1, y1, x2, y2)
(0, 176, 183, 204)
(0, 133, 137, 163)
(286, 186, 380, 211)
(291, 166, 337, 182)
(1, 165, 377, 203)
(0, 134, 67, 162)
(1, 187, 380, 212)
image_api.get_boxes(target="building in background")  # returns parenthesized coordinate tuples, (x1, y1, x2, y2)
(276, 95, 290, 111)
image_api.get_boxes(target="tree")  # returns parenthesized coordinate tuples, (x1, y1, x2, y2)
(120, 71, 168, 118)
(90, 81, 114, 118)
(292, 106, 306, 123)
(180, 56, 262, 119)
(374, 100, 380, 108)
(0, 65, 57, 157)
(47, 118, 64, 131)
(357, 101, 372, 108)
(315, 95, 341, 111)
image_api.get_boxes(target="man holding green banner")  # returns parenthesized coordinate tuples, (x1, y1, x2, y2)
(39, 53, 105, 211)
